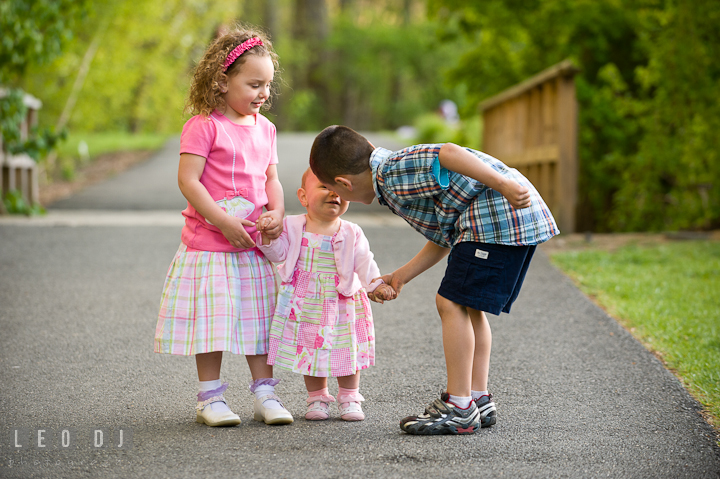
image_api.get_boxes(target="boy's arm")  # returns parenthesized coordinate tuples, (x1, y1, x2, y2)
(438, 143, 532, 209)
(378, 240, 450, 296)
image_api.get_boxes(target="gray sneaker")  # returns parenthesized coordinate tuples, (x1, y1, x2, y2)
(475, 393, 497, 428)
(400, 393, 480, 435)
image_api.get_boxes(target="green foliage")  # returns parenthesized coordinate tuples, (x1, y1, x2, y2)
(413, 113, 456, 144)
(19, 0, 239, 135)
(2, 189, 46, 216)
(0, 0, 90, 83)
(550, 240, 720, 430)
(0, 88, 66, 161)
(412, 113, 482, 150)
(0, 0, 83, 185)
(276, 12, 468, 131)
(11, 1, 467, 138)
(429, 0, 720, 232)
(610, 0, 720, 231)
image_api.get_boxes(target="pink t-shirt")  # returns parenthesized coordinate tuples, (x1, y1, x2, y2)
(179, 111, 278, 252)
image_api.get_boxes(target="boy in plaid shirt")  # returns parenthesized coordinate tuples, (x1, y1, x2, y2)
(309, 125, 559, 435)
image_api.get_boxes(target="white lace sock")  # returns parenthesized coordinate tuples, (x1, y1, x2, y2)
(199, 379, 231, 413)
(254, 384, 283, 410)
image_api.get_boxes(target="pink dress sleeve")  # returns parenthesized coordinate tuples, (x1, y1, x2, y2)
(180, 115, 216, 158)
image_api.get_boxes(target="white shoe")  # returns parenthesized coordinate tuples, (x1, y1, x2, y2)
(253, 393, 293, 425)
(196, 399, 241, 427)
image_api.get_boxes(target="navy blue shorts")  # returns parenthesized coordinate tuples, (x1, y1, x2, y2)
(437, 241, 536, 315)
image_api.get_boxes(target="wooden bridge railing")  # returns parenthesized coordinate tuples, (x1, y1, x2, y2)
(0, 89, 42, 214)
(479, 60, 580, 233)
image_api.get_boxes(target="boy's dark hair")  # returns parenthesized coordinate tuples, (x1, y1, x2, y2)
(310, 125, 374, 184)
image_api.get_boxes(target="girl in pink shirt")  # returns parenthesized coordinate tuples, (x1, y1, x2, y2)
(258, 169, 395, 421)
(155, 26, 293, 427)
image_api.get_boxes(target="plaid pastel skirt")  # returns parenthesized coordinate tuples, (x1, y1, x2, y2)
(154, 243, 277, 356)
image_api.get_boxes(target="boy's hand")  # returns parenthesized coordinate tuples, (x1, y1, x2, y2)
(257, 210, 283, 240)
(368, 283, 396, 304)
(499, 179, 532, 209)
(374, 272, 407, 297)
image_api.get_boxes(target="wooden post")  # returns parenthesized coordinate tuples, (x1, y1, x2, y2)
(556, 74, 578, 233)
(0, 89, 43, 213)
(479, 60, 579, 233)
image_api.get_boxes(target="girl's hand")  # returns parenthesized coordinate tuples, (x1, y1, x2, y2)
(257, 210, 283, 240)
(369, 283, 397, 304)
(499, 179, 531, 209)
(218, 216, 256, 249)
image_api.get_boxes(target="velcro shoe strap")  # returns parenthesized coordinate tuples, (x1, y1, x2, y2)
(425, 398, 451, 417)
(307, 394, 336, 404)
(337, 391, 365, 404)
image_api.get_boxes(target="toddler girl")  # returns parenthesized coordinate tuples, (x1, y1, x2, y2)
(155, 26, 293, 427)
(258, 169, 395, 421)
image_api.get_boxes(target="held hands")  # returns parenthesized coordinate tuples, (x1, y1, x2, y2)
(368, 283, 397, 304)
(499, 179, 532, 209)
(257, 210, 283, 240)
(219, 210, 283, 249)
(368, 271, 406, 304)
(377, 271, 406, 297)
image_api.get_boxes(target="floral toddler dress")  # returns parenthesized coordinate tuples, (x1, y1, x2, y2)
(266, 231, 375, 377)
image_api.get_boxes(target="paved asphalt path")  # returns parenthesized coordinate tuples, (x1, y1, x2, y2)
(1, 134, 718, 478)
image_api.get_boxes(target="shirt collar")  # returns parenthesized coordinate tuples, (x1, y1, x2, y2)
(369, 147, 393, 205)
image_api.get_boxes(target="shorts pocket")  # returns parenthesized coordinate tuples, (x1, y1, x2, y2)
(453, 246, 505, 301)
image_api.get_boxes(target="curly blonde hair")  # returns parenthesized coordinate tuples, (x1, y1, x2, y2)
(186, 24, 279, 117)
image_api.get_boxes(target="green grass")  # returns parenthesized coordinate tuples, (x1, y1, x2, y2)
(549, 241, 720, 432)
(56, 131, 170, 162)
(51, 131, 171, 180)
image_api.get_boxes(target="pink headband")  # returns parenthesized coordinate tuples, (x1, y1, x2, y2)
(222, 37, 263, 72)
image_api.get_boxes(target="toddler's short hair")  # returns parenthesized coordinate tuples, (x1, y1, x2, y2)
(300, 167, 312, 189)
(310, 125, 374, 184)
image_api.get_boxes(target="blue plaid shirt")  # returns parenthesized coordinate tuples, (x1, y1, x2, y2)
(370, 144, 559, 248)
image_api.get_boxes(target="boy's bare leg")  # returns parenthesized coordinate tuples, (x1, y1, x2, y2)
(469, 309, 491, 392)
(436, 294, 474, 397)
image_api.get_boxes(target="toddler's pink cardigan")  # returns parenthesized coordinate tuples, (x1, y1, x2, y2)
(257, 215, 383, 296)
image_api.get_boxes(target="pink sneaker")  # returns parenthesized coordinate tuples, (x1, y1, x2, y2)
(305, 393, 335, 421)
(337, 391, 365, 421)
